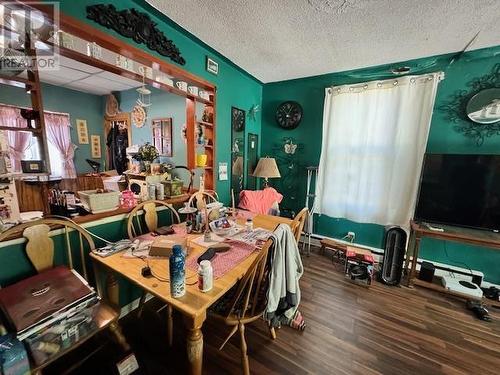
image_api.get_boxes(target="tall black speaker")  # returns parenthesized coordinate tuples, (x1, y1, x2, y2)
(380, 226, 407, 285)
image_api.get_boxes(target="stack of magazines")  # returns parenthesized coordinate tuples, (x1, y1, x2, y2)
(0, 266, 100, 366)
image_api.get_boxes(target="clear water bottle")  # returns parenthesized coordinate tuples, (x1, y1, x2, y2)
(169, 245, 185, 298)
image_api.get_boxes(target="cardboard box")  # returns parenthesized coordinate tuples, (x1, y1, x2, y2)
(149, 235, 187, 257)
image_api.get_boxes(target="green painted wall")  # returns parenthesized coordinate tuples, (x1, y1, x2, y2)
(56, 0, 263, 204)
(262, 46, 500, 283)
(0, 82, 105, 173)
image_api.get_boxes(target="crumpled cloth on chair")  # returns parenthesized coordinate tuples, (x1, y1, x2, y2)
(238, 187, 283, 215)
(264, 223, 304, 328)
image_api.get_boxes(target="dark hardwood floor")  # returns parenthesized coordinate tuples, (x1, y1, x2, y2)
(47, 250, 500, 375)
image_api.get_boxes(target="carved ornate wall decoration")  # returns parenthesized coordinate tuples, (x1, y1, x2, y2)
(439, 63, 500, 146)
(86, 4, 185, 65)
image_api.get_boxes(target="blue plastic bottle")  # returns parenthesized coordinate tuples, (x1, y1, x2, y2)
(169, 244, 186, 298)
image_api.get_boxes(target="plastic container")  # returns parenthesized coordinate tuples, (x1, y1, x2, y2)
(245, 218, 253, 232)
(78, 190, 120, 214)
(197, 260, 213, 293)
(169, 245, 186, 298)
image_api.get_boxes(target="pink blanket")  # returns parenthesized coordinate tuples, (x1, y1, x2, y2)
(238, 187, 283, 215)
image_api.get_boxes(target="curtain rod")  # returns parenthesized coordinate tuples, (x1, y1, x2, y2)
(327, 71, 445, 94)
(0, 102, 70, 117)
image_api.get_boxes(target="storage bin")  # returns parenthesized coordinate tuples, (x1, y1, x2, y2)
(162, 180, 184, 198)
(78, 190, 120, 213)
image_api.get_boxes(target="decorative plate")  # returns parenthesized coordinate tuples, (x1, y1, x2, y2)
(132, 104, 146, 128)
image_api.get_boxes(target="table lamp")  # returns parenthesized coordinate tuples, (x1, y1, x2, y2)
(252, 157, 280, 187)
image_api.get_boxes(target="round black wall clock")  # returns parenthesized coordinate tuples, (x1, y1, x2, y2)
(276, 101, 303, 129)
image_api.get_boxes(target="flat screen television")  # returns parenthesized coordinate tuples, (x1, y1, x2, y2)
(414, 154, 500, 232)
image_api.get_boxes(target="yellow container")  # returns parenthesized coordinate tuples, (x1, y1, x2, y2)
(196, 154, 207, 167)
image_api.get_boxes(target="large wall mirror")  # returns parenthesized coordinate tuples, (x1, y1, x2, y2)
(0, 3, 217, 215)
(467, 88, 500, 124)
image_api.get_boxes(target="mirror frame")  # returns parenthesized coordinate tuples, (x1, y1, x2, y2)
(1, 2, 218, 190)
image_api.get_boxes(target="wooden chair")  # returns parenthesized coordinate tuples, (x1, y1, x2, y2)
(291, 207, 308, 244)
(0, 218, 129, 373)
(187, 190, 219, 211)
(126, 199, 181, 239)
(209, 241, 276, 375)
(126, 200, 180, 346)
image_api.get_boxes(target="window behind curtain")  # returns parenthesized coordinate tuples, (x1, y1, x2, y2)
(0, 104, 72, 177)
(314, 73, 442, 227)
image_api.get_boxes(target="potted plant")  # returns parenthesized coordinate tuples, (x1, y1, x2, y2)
(133, 142, 159, 174)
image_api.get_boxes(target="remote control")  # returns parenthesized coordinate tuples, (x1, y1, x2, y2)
(422, 222, 445, 232)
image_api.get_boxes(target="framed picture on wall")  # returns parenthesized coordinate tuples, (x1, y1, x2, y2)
(206, 57, 218, 75)
(76, 119, 89, 144)
(90, 135, 101, 158)
(152, 118, 173, 157)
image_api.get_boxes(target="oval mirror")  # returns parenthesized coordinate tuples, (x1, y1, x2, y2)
(466, 88, 500, 124)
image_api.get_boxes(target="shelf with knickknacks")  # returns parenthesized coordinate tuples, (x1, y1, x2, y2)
(272, 138, 304, 218)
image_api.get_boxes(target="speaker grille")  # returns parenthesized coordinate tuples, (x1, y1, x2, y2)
(380, 227, 407, 285)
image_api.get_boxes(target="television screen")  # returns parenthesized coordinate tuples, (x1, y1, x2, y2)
(414, 154, 500, 231)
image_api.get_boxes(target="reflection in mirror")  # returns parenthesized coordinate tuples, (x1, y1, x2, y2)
(152, 118, 172, 157)
(231, 135, 244, 205)
(467, 88, 500, 124)
(247, 133, 258, 190)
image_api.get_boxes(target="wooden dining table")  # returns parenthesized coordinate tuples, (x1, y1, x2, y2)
(90, 213, 293, 374)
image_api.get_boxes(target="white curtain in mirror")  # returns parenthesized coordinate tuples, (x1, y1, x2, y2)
(315, 73, 442, 227)
(0, 105, 30, 172)
(45, 113, 76, 179)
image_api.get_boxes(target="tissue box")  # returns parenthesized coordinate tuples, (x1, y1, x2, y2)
(149, 235, 187, 257)
(162, 180, 183, 198)
(78, 190, 120, 213)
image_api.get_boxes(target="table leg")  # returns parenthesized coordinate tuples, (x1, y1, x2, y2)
(404, 230, 416, 280)
(407, 237, 421, 287)
(107, 271, 120, 307)
(184, 314, 206, 375)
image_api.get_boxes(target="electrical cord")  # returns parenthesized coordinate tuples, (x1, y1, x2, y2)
(46, 215, 115, 244)
(132, 242, 197, 285)
(51, 215, 197, 285)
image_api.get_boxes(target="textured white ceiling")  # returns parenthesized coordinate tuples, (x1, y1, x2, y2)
(22, 54, 143, 95)
(146, 0, 500, 83)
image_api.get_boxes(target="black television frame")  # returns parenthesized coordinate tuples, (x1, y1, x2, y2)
(413, 153, 500, 233)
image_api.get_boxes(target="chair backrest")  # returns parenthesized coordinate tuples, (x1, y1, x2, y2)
(223, 241, 271, 321)
(127, 200, 180, 239)
(291, 207, 308, 243)
(0, 218, 96, 281)
(187, 191, 218, 210)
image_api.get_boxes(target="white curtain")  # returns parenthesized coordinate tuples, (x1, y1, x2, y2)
(44, 113, 77, 178)
(315, 73, 442, 227)
(0, 105, 30, 172)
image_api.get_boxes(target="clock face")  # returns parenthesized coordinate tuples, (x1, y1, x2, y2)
(232, 107, 245, 132)
(276, 101, 303, 129)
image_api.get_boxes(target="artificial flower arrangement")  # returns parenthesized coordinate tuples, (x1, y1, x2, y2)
(132, 142, 159, 173)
